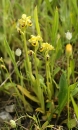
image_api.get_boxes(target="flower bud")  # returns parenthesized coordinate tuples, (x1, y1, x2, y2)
(66, 43, 72, 57)
(15, 48, 22, 57)
(65, 31, 72, 40)
(10, 120, 16, 128)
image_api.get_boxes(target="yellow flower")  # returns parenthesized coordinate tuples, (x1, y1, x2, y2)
(28, 50, 34, 56)
(28, 35, 43, 46)
(26, 16, 32, 26)
(22, 14, 27, 19)
(31, 41, 38, 46)
(66, 43, 72, 57)
(40, 42, 55, 52)
(18, 19, 26, 27)
(16, 14, 32, 31)
(36, 35, 43, 41)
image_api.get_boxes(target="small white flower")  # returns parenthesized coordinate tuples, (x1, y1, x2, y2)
(65, 31, 72, 40)
(15, 48, 22, 57)
(10, 120, 16, 128)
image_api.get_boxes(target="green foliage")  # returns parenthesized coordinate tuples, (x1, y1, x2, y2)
(34, 6, 41, 36)
(4, 39, 20, 77)
(70, 94, 78, 119)
(0, 0, 78, 129)
(51, 7, 59, 46)
(58, 73, 68, 115)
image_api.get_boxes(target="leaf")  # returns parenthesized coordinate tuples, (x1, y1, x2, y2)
(26, 114, 37, 123)
(70, 59, 75, 80)
(51, 7, 59, 46)
(15, 2, 24, 13)
(69, 82, 78, 92)
(58, 73, 68, 115)
(69, 82, 78, 97)
(68, 119, 77, 129)
(59, 1, 71, 30)
(53, 67, 61, 76)
(3, 82, 16, 90)
(39, 74, 46, 92)
(45, 0, 53, 15)
(42, 121, 49, 130)
(17, 85, 39, 103)
(71, 0, 78, 15)
(35, 107, 45, 114)
(36, 82, 45, 113)
(8, 84, 33, 112)
(72, 88, 78, 97)
(70, 94, 78, 119)
(34, 6, 41, 36)
(61, 119, 77, 129)
(4, 39, 20, 77)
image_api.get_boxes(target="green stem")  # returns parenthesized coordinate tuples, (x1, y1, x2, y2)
(67, 57, 70, 85)
(34, 49, 45, 112)
(46, 60, 51, 100)
(34, 49, 39, 85)
(68, 88, 70, 129)
(23, 32, 35, 84)
(67, 56, 70, 129)
(23, 32, 30, 70)
(49, 65, 54, 98)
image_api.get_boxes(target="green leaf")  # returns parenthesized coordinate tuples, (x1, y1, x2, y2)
(35, 107, 45, 114)
(69, 82, 78, 98)
(70, 59, 75, 80)
(45, 0, 53, 15)
(61, 118, 77, 129)
(4, 39, 20, 77)
(34, 6, 41, 36)
(72, 87, 78, 97)
(69, 82, 78, 93)
(70, 94, 78, 119)
(42, 121, 49, 129)
(58, 73, 68, 115)
(3, 82, 16, 90)
(37, 82, 45, 113)
(71, 0, 78, 15)
(15, 2, 24, 13)
(17, 85, 39, 103)
(53, 67, 61, 76)
(68, 119, 77, 129)
(51, 7, 59, 46)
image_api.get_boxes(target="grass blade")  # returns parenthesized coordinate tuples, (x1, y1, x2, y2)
(4, 39, 20, 77)
(34, 6, 41, 35)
